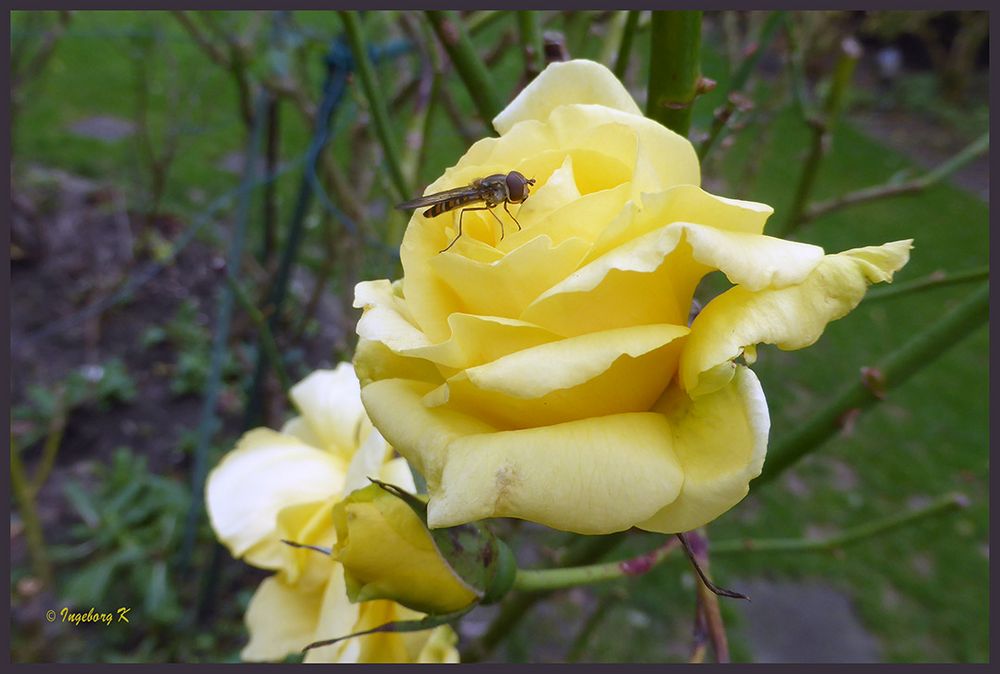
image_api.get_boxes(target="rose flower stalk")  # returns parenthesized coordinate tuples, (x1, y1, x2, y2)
(205, 364, 459, 663)
(354, 60, 911, 536)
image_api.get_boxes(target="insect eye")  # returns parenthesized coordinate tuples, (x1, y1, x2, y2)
(506, 172, 527, 201)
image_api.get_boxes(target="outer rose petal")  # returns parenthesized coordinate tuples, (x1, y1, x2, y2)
(493, 59, 644, 133)
(427, 324, 688, 428)
(432, 413, 684, 534)
(205, 428, 346, 570)
(361, 379, 498, 489)
(681, 240, 914, 397)
(242, 575, 323, 661)
(637, 366, 769, 533)
(291, 364, 368, 458)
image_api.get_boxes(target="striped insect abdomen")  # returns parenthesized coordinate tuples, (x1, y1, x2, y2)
(422, 192, 485, 218)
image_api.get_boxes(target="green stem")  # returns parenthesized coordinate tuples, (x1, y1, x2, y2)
(758, 282, 989, 485)
(713, 492, 968, 554)
(11, 434, 54, 588)
(647, 11, 702, 137)
(225, 274, 292, 395)
(773, 37, 861, 238)
(517, 11, 544, 80)
(613, 11, 641, 80)
(461, 532, 627, 662)
(425, 10, 502, 124)
(513, 536, 679, 593)
(340, 11, 410, 203)
(864, 266, 988, 304)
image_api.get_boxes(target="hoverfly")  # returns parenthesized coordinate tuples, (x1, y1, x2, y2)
(396, 171, 537, 253)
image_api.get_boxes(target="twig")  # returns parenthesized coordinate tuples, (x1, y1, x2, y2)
(713, 492, 969, 554)
(772, 36, 862, 238)
(646, 11, 703, 137)
(680, 530, 733, 663)
(757, 282, 989, 485)
(802, 132, 989, 224)
(698, 11, 786, 159)
(864, 266, 988, 304)
(225, 274, 292, 395)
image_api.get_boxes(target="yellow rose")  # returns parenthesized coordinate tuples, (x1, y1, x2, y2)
(205, 364, 459, 663)
(353, 59, 911, 536)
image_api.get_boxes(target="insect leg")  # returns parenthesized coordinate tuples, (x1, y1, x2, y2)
(440, 206, 492, 253)
(503, 201, 523, 232)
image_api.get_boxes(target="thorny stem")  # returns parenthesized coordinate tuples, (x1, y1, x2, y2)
(647, 11, 703, 137)
(512, 536, 680, 593)
(802, 132, 989, 224)
(758, 282, 989, 484)
(425, 10, 503, 124)
(712, 492, 969, 555)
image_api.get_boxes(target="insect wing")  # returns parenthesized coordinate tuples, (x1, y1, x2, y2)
(396, 184, 484, 211)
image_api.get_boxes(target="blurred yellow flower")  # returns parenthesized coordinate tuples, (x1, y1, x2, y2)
(205, 364, 459, 663)
(353, 59, 912, 535)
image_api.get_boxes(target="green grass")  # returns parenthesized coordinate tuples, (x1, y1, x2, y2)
(12, 10, 988, 664)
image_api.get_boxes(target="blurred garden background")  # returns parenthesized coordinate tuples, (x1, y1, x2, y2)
(9, 10, 988, 663)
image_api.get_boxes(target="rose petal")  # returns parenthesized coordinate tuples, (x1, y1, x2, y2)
(242, 575, 323, 661)
(303, 566, 362, 663)
(206, 428, 346, 570)
(360, 378, 498, 490)
(430, 234, 592, 320)
(404, 314, 562, 370)
(274, 498, 337, 589)
(291, 365, 368, 458)
(432, 412, 684, 534)
(493, 59, 643, 133)
(588, 184, 775, 263)
(546, 104, 699, 193)
(522, 221, 825, 337)
(426, 324, 688, 428)
(342, 427, 394, 495)
(637, 366, 769, 533)
(681, 240, 914, 396)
